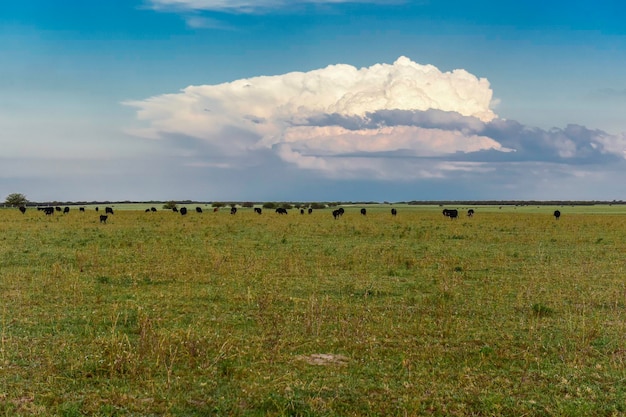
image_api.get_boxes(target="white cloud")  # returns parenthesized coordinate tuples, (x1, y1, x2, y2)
(148, 0, 401, 13)
(280, 125, 506, 156)
(184, 15, 233, 29)
(125, 56, 500, 179)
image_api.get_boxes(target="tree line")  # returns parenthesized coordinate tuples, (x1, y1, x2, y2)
(4, 193, 625, 209)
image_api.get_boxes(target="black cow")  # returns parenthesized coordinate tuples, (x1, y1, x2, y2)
(332, 207, 345, 219)
(308, 208, 313, 214)
(196, 207, 202, 213)
(63, 207, 70, 214)
(443, 209, 459, 219)
(151, 207, 157, 212)
(105, 207, 114, 215)
(44, 207, 54, 215)
(254, 207, 262, 215)
(19, 206, 26, 214)
(180, 207, 188, 215)
(276, 207, 288, 215)
(99, 215, 108, 224)
(360, 208, 366, 216)
(145, 208, 151, 212)
(172, 207, 178, 212)
(79, 207, 85, 212)
(230, 207, 237, 215)
(300, 209, 305, 214)
(467, 209, 475, 217)
(554, 210, 561, 220)
(391, 208, 397, 216)
(95, 207, 99, 212)
(55, 206, 62, 212)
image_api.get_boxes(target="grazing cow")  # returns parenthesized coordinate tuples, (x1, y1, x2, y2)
(332, 209, 341, 219)
(172, 207, 178, 212)
(151, 207, 157, 212)
(180, 207, 188, 215)
(213, 207, 219, 212)
(105, 207, 114, 215)
(254, 207, 262, 215)
(443, 209, 459, 219)
(308, 208, 313, 214)
(145, 208, 150, 212)
(275, 207, 288, 215)
(44, 207, 54, 215)
(63, 207, 70, 214)
(95, 207, 99, 212)
(360, 208, 367, 216)
(230, 207, 237, 215)
(19, 206, 26, 214)
(391, 208, 397, 216)
(554, 210, 561, 220)
(79, 207, 85, 212)
(99, 215, 108, 224)
(196, 207, 202, 213)
(55, 206, 62, 212)
(300, 209, 305, 214)
(467, 209, 475, 217)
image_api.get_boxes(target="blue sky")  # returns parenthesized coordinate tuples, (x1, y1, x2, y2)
(2, 0, 626, 202)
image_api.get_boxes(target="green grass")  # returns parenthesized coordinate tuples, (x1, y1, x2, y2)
(2, 205, 626, 416)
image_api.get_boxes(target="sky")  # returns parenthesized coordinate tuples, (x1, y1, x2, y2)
(2, 0, 626, 202)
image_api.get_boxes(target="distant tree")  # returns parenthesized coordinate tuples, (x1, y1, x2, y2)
(310, 202, 327, 210)
(5, 193, 28, 207)
(262, 202, 276, 209)
(280, 203, 293, 210)
(212, 202, 225, 208)
(242, 202, 254, 208)
(163, 201, 177, 210)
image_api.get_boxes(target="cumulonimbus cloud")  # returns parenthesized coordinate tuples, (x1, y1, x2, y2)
(124, 56, 626, 180)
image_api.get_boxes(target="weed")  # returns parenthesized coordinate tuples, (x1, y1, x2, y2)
(532, 303, 554, 317)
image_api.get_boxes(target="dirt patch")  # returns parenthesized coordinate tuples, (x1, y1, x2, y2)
(296, 353, 350, 366)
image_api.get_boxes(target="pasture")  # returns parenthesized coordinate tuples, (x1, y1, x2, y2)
(2, 205, 626, 416)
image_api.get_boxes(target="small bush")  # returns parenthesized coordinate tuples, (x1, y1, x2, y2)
(162, 201, 177, 210)
(532, 303, 554, 317)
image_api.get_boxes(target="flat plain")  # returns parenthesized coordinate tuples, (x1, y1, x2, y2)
(2, 204, 626, 416)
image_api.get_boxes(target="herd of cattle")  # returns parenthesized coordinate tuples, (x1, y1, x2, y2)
(15, 205, 564, 221)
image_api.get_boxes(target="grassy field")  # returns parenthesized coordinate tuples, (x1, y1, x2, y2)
(2, 205, 626, 416)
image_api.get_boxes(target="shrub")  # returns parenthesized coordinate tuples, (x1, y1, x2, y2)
(162, 201, 177, 210)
